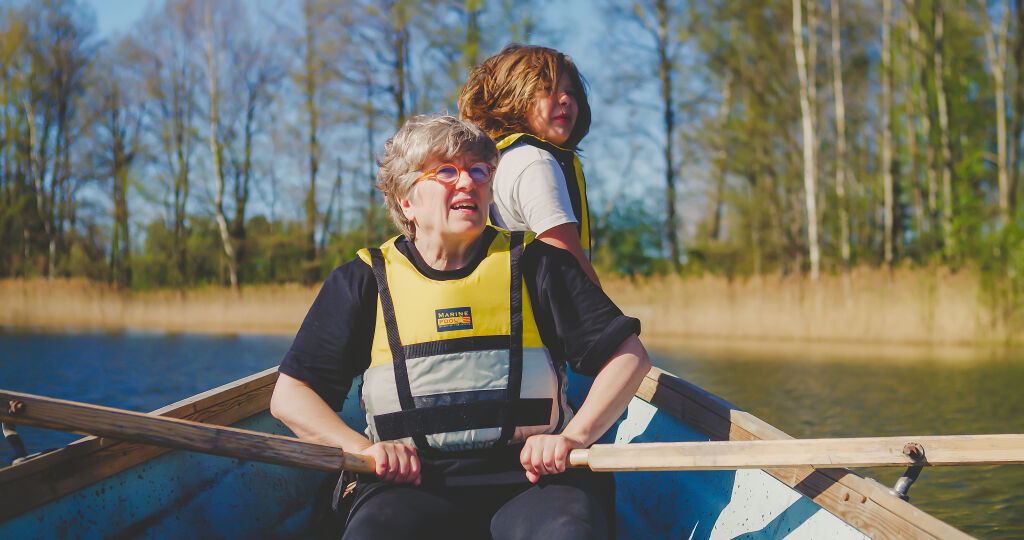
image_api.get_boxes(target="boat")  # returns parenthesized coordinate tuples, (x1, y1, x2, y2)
(0, 365, 970, 539)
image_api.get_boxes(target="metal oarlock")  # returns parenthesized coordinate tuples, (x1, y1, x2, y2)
(2, 421, 29, 462)
(890, 442, 926, 501)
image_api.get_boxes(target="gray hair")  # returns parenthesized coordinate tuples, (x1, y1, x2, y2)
(377, 114, 498, 239)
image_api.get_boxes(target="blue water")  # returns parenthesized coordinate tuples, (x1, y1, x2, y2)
(0, 330, 291, 462)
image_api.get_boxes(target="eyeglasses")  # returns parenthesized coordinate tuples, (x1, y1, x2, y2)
(415, 162, 494, 185)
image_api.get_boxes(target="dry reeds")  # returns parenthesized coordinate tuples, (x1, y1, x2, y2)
(1, 267, 1018, 345)
(602, 266, 1019, 346)
(0, 278, 318, 336)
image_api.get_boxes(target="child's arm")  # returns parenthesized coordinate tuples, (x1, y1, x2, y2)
(538, 222, 601, 285)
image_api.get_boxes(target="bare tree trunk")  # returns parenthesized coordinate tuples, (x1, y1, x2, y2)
(656, 0, 681, 271)
(204, 6, 238, 291)
(1011, 0, 1024, 214)
(23, 99, 53, 279)
(830, 0, 851, 271)
(707, 73, 732, 242)
(302, 0, 320, 283)
(908, 1, 938, 242)
(320, 157, 343, 253)
(793, 0, 820, 280)
(882, 0, 894, 267)
(981, 0, 1011, 228)
(901, 6, 924, 249)
(934, 0, 955, 259)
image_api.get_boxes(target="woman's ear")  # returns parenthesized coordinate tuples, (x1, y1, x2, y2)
(398, 192, 415, 221)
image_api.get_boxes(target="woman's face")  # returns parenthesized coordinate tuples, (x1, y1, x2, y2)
(400, 154, 493, 244)
(526, 73, 577, 146)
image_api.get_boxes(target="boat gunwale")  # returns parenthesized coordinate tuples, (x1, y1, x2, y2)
(0, 366, 280, 521)
(638, 366, 971, 540)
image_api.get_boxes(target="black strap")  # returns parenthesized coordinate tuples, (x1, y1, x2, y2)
(368, 247, 430, 449)
(404, 335, 508, 359)
(373, 398, 553, 442)
(496, 231, 525, 446)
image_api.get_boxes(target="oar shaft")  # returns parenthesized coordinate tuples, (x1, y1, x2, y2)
(0, 389, 375, 474)
(568, 434, 1024, 471)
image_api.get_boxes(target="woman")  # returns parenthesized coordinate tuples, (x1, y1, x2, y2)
(271, 115, 650, 539)
(459, 45, 600, 285)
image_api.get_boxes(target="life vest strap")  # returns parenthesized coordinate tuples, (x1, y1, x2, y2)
(496, 231, 525, 446)
(368, 247, 430, 449)
(373, 397, 553, 442)
(404, 335, 509, 360)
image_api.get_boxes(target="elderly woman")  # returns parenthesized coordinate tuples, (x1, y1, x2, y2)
(271, 115, 650, 540)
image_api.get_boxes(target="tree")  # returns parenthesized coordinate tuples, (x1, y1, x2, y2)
(91, 36, 145, 288)
(934, 0, 956, 260)
(793, 0, 820, 279)
(137, 0, 202, 287)
(881, 0, 894, 267)
(830, 0, 852, 271)
(979, 0, 1011, 228)
(601, 0, 693, 272)
(200, 0, 284, 289)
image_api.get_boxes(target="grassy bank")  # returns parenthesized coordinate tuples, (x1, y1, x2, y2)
(2, 266, 1020, 345)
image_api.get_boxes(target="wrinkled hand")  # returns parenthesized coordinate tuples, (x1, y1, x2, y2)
(363, 441, 421, 485)
(520, 434, 585, 483)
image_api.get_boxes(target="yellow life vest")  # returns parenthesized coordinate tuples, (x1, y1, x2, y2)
(495, 133, 591, 258)
(357, 228, 572, 451)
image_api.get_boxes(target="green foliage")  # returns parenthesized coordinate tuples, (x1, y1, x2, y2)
(973, 220, 1024, 338)
(591, 198, 665, 277)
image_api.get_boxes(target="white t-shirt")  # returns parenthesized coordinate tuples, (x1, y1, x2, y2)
(489, 144, 577, 235)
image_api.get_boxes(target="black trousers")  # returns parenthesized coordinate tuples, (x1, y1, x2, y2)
(339, 469, 614, 540)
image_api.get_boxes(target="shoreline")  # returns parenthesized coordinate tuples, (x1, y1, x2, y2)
(3, 269, 1022, 347)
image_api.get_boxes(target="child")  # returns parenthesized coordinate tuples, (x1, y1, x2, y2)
(459, 44, 600, 284)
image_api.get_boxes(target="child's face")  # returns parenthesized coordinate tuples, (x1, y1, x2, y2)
(527, 73, 577, 146)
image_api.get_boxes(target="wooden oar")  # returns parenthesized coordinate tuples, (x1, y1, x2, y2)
(568, 434, 1024, 471)
(0, 389, 375, 473)
(6, 388, 1023, 473)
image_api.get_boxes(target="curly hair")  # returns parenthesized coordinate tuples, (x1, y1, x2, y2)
(377, 115, 498, 239)
(458, 44, 591, 150)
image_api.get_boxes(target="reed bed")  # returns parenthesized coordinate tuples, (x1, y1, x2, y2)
(0, 278, 317, 336)
(1, 267, 1018, 345)
(601, 266, 1019, 346)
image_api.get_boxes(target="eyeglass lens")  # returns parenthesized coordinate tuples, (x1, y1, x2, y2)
(434, 163, 491, 183)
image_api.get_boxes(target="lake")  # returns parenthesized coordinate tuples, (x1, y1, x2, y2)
(1, 331, 1022, 537)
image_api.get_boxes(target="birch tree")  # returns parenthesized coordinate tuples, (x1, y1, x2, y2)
(830, 0, 851, 270)
(881, 0, 894, 266)
(980, 0, 1011, 228)
(793, 0, 820, 280)
(934, 0, 956, 258)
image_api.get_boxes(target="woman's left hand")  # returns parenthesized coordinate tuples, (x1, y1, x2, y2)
(520, 433, 586, 483)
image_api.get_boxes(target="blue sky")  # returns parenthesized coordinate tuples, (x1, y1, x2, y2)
(89, 0, 150, 37)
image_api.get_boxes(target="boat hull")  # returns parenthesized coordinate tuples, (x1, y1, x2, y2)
(0, 367, 966, 539)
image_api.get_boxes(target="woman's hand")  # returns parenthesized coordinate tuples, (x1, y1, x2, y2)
(363, 441, 422, 485)
(520, 433, 586, 483)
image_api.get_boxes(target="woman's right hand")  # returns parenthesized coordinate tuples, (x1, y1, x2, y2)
(363, 441, 421, 485)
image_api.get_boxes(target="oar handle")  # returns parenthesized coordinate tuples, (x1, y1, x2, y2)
(1, 389, 376, 474)
(567, 449, 590, 468)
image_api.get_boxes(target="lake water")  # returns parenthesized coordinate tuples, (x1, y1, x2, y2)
(1, 331, 1022, 537)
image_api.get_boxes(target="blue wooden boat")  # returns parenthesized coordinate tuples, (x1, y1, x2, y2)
(0, 366, 968, 539)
